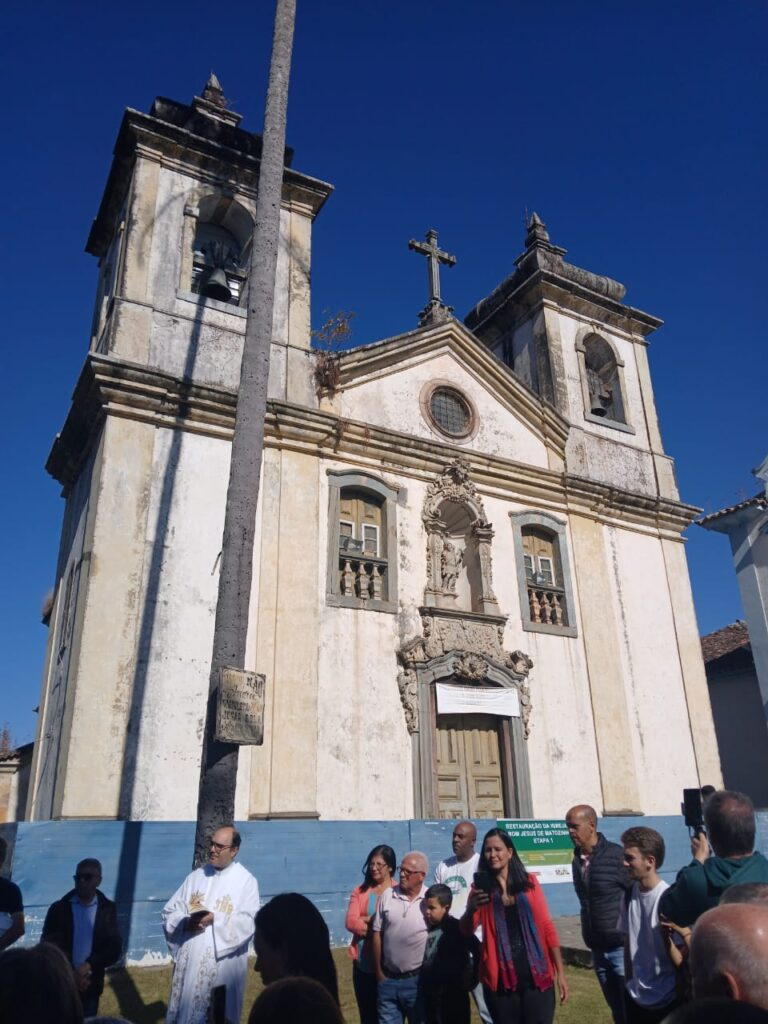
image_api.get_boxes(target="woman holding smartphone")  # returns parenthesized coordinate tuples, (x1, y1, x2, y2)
(461, 828, 568, 1024)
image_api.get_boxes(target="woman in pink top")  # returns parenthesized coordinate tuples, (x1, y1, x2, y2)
(346, 844, 396, 1024)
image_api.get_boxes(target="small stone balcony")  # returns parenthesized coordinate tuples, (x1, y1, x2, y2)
(527, 582, 567, 627)
(339, 544, 387, 602)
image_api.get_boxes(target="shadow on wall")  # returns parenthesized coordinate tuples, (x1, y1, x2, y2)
(116, 279, 207, 956)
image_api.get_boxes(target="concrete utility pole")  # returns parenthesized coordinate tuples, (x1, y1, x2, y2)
(193, 0, 297, 867)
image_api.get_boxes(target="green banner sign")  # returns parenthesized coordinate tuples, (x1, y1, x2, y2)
(497, 819, 574, 883)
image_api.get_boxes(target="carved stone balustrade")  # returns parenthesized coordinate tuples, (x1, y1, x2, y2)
(339, 554, 387, 602)
(527, 583, 566, 627)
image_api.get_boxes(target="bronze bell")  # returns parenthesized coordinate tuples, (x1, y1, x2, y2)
(590, 400, 608, 417)
(201, 267, 231, 302)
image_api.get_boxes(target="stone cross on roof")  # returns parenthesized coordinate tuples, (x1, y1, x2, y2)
(408, 228, 456, 326)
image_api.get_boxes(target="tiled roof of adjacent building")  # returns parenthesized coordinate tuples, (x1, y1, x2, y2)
(698, 493, 767, 526)
(0, 742, 33, 763)
(701, 621, 751, 663)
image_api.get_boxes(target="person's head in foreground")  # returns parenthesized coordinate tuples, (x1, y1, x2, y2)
(254, 893, 338, 1003)
(83, 1019, 135, 1023)
(450, 820, 477, 862)
(248, 976, 344, 1024)
(479, 827, 533, 895)
(622, 826, 665, 887)
(690, 903, 768, 1008)
(564, 804, 598, 852)
(360, 844, 396, 891)
(721, 883, 768, 906)
(703, 791, 756, 859)
(661, 998, 768, 1023)
(423, 884, 452, 929)
(208, 824, 241, 871)
(0, 943, 83, 1024)
(73, 858, 102, 903)
(398, 851, 428, 896)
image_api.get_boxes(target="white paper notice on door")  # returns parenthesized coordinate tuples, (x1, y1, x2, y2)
(435, 683, 520, 718)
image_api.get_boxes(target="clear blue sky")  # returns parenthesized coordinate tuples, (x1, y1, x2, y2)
(2, 2, 766, 746)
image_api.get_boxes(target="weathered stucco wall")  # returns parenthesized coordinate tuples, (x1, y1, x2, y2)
(605, 526, 714, 812)
(247, 448, 321, 818)
(123, 427, 230, 820)
(315, 461, 414, 819)
(29, 444, 100, 820)
(482, 495, 603, 818)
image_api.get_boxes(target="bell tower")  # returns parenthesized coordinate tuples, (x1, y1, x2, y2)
(28, 78, 332, 821)
(86, 73, 331, 402)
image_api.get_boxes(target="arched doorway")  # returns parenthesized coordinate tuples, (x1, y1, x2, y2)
(397, 614, 534, 819)
(435, 712, 505, 819)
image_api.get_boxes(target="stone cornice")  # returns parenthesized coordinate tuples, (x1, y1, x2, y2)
(466, 266, 662, 341)
(333, 318, 571, 456)
(47, 354, 699, 535)
(87, 106, 333, 257)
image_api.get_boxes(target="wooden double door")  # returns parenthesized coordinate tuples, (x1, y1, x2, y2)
(435, 714, 505, 819)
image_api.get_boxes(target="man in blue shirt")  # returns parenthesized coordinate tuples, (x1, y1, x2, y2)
(42, 858, 122, 1016)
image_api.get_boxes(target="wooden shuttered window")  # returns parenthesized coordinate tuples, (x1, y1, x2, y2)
(522, 527, 558, 586)
(339, 489, 382, 557)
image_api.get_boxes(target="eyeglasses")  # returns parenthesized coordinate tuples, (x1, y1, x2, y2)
(369, 861, 389, 870)
(74, 873, 98, 881)
(210, 841, 234, 852)
(399, 867, 425, 877)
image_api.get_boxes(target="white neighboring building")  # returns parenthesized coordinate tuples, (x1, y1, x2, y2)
(699, 456, 768, 755)
(28, 78, 721, 822)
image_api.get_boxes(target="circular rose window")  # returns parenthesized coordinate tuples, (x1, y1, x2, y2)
(429, 387, 472, 437)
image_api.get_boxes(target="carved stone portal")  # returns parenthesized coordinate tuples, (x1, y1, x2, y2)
(397, 607, 534, 739)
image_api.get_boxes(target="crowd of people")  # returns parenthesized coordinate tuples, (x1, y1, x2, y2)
(1, 789, 768, 1024)
(566, 790, 768, 1024)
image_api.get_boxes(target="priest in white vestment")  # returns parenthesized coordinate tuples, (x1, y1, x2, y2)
(163, 825, 261, 1024)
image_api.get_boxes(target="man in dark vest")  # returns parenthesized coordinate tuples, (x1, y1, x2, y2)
(566, 804, 630, 1024)
(42, 857, 122, 1016)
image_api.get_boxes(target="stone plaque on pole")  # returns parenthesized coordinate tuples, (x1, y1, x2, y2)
(215, 668, 266, 745)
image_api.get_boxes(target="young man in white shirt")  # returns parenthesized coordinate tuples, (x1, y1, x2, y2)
(433, 821, 491, 1024)
(619, 827, 680, 1024)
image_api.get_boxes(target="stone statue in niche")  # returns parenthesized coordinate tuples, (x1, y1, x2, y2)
(421, 458, 500, 615)
(440, 539, 464, 593)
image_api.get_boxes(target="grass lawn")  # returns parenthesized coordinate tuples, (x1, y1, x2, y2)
(100, 949, 612, 1023)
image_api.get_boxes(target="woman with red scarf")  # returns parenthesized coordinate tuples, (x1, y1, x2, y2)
(461, 828, 568, 1024)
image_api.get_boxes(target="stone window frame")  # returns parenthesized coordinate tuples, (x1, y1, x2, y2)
(57, 561, 78, 657)
(575, 328, 635, 435)
(326, 470, 400, 614)
(509, 511, 578, 637)
(419, 379, 480, 444)
(177, 191, 255, 318)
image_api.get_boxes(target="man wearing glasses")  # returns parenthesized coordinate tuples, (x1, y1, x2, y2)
(372, 851, 429, 1024)
(163, 824, 260, 1024)
(41, 858, 123, 1016)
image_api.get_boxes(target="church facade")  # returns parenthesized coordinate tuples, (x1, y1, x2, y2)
(28, 78, 721, 822)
